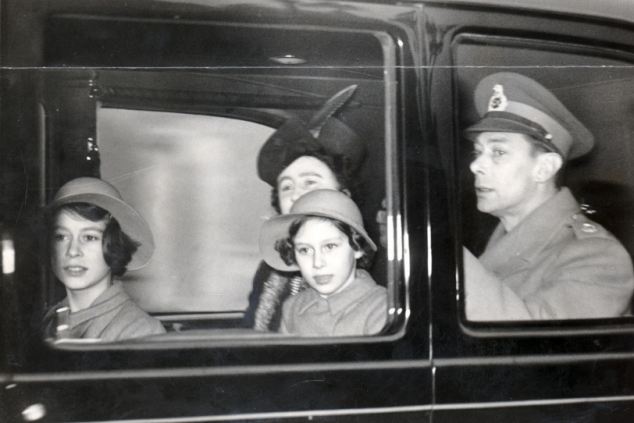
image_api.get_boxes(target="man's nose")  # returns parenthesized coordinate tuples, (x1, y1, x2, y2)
(470, 154, 485, 174)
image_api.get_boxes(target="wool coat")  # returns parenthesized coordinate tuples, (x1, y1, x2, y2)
(465, 187, 634, 320)
(280, 269, 387, 336)
(42, 282, 165, 341)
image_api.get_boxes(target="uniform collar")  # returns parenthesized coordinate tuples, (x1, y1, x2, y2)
(480, 187, 580, 274)
(298, 269, 375, 316)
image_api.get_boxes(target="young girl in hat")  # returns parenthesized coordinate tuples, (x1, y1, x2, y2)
(42, 177, 165, 342)
(244, 85, 369, 332)
(260, 189, 387, 336)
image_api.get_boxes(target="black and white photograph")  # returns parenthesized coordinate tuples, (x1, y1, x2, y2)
(1, 1, 634, 422)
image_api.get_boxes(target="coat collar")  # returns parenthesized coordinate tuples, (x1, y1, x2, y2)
(298, 269, 376, 316)
(479, 187, 580, 275)
(67, 282, 130, 327)
(49, 282, 130, 333)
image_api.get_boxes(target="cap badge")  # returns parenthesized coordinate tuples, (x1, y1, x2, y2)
(488, 84, 508, 112)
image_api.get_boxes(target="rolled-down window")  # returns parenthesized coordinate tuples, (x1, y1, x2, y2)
(455, 36, 634, 330)
(39, 20, 404, 345)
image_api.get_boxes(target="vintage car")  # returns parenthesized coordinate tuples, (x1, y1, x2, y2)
(1, 0, 634, 421)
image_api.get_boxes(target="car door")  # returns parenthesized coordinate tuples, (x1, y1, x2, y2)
(424, 2, 634, 422)
(0, 1, 433, 422)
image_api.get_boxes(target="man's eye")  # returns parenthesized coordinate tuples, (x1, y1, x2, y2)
(472, 149, 482, 158)
(303, 179, 319, 188)
(82, 234, 101, 242)
(492, 149, 506, 157)
(53, 233, 67, 242)
(279, 184, 292, 192)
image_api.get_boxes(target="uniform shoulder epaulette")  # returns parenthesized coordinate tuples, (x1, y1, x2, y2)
(569, 212, 610, 240)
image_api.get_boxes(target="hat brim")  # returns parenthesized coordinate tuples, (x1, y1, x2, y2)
(464, 116, 547, 143)
(259, 211, 377, 272)
(464, 115, 593, 160)
(49, 193, 154, 270)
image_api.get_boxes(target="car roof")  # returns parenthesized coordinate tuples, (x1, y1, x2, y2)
(422, 0, 634, 24)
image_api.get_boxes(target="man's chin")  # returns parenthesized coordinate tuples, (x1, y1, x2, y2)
(476, 202, 495, 214)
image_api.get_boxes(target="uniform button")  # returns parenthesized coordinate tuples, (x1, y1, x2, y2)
(581, 223, 597, 233)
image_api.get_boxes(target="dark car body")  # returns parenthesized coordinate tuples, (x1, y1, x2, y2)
(1, 1, 634, 422)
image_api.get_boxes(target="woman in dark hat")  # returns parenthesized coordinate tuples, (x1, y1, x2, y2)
(42, 177, 165, 342)
(244, 85, 367, 331)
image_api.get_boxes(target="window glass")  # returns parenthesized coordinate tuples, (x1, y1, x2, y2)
(456, 38, 634, 323)
(38, 21, 397, 342)
(98, 109, 273, 313)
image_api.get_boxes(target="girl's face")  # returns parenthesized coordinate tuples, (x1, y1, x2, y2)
(276, 156, 340, 215)
(51, 209, 112, 295)
(293, 218, 363, 296)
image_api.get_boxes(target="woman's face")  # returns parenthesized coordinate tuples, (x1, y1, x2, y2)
(293, 218, 363, 296)
(277, 156, 340, 215)
(51, 209, 112, 295)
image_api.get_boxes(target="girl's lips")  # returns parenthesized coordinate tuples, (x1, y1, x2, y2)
(64, 266, 88, 276)
(314, 275, 333, 285)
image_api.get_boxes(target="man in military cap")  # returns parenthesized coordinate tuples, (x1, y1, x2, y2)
(463, 72, 634, 320)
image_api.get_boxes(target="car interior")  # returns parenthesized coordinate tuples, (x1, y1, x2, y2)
(38, 15, 398, 340)
(27, 14, 634, 345)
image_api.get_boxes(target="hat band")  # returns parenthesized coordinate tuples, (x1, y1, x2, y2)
(491, 100, 572, 157)
(484, 111, 564, 157)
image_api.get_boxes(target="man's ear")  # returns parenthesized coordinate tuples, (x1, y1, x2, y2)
(354, 250, 364, 260)
(340, 188, 352, 197)
(534, 152, 563, 183)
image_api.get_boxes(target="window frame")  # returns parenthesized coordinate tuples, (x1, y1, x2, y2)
(34, 19, 413, 354)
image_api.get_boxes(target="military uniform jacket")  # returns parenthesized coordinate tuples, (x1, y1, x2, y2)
(465, 187, 634, 320)
(42, 282, 166, 342)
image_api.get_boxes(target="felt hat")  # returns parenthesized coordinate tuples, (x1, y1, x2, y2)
(464, 72, 594, 160)
(257, 85, 365, 186)
(49, 177, 154, 270)
(259, 189, 376, 271)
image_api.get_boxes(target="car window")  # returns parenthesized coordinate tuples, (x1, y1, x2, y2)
(455, 35, 634, 326)
(98, 109, 273, 313)
(34, 18, 402, 343)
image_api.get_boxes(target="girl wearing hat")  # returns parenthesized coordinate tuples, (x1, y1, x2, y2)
(244, 85, 368, 331)
(260, 189, 387, 336)
(42, 177, 165, 342)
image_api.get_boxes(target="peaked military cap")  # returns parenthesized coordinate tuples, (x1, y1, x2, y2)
(464, 72, 594, 160)
(257, 85, 364, 186)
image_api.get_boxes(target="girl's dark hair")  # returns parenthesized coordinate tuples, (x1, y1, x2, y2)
(274, 216, 374, 269)
(270, 150, 354, 213)
(48, 202, 140, 277)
